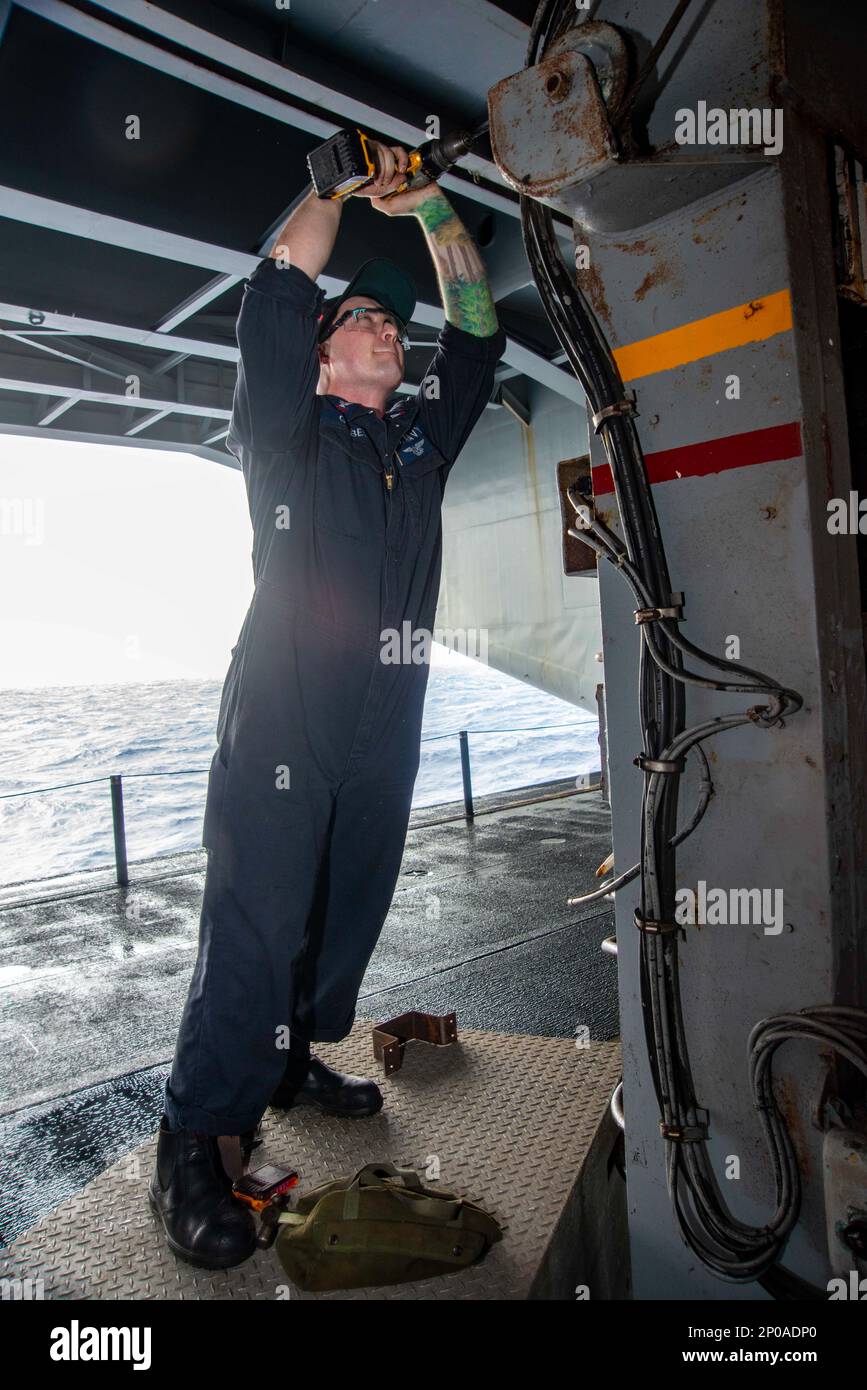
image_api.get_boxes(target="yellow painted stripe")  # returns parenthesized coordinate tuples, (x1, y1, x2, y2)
(612, 289, 793, 382)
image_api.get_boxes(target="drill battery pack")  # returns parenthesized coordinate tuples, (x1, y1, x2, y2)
(308, 128, 378, 200)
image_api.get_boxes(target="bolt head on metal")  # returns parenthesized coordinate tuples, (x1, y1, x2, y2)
(841, 1217, 867, 1257)
(545, 70, 571, 101)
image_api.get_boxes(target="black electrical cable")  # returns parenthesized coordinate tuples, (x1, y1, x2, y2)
(520, 131, 688, 1128)
(613, 0, 695, 134)
(522, 197, 689, 1153)
(569, 509, 802, 713)
(520, 0, 867, 1297)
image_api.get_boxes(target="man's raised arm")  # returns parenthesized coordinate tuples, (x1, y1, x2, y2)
(230, 154, 417, 457)
(228, 188, 342, 456)
(268, 186, 342, 279)
(412, 187, 499, 338)
(372, 174, 506, 469)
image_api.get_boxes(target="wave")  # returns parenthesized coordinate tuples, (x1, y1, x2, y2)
(0, 669, 597, 887)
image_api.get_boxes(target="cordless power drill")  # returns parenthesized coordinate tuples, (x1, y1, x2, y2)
(307, 124, 487, 201)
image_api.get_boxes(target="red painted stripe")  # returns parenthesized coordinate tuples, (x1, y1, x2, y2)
(591, 420, 803, 497)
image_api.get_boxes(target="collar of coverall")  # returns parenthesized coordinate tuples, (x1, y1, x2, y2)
(324, 395, 416, 430)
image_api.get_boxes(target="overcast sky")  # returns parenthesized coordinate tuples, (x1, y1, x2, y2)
(0, 432, 255, 689)
(0, 432, 472, 690)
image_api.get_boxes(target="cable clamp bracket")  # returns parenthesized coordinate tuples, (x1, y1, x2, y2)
(591, 393, 638, 434)
(633, 908, 681, 937)
(659, 1118, 709, 1143)
(633, 753, 685, 775)
(634, 601, 683, 625)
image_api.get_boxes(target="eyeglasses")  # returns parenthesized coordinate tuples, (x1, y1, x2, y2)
(323, 306, 410, 352)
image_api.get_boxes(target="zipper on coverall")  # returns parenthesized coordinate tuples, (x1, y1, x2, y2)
(382, 448, 397, 610)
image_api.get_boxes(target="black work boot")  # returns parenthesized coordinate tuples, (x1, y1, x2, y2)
(148, 1116, 258, 1270)
(269, 1035, 383, 1118)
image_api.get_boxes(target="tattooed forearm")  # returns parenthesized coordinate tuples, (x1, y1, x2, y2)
(415, 187, 499, 337)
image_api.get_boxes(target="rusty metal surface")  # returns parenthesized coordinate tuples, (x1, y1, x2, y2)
(548, 23, 629, 118)
(488, 46, 617, 199)
(558, 456, 597, 576)
(822, 1127, 867, 1278)
(580, 84, 865, 1294)
(0, 1023, 621, 1301)
(372, 1010, 458, 1075)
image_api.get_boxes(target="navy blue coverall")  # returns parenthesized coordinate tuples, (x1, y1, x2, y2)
(163, 257, 506, 1135)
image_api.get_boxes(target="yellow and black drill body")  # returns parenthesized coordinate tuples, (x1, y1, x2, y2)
(307, 125, 483, 201)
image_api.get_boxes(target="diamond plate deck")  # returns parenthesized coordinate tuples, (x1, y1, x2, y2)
(0, 1023, 622, 1301)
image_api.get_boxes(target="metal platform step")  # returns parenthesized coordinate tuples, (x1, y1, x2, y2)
(0, 1023, 625, 1301)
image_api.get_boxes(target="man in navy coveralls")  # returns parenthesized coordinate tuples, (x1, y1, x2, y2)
(150, 140, 506, 1268)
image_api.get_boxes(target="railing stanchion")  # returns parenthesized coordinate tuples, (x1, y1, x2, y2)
(3, 720, 590, 874)
(110, 774, 129, 887)
(459, 730, 474, 821)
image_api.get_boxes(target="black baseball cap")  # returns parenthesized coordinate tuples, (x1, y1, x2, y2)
(317, 257, 417, 340)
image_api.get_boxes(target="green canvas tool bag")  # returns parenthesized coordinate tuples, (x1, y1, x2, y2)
(274, 1161, 503, 1291)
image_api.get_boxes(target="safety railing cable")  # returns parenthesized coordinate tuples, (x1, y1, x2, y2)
(1, 723, 598, 886)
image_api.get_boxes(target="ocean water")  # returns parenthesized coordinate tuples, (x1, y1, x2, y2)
(0, 654, 599, 889)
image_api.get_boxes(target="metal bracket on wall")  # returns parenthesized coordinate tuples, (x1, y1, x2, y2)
(372, 1010, 458, 1075)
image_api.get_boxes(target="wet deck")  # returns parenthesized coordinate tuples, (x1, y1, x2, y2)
(0, 781, 624, 1297)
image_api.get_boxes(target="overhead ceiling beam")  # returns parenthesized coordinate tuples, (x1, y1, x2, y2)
(483, 229, 540, 303)
(155, 275, 243, 336)
(499, 340, 579, 401)
(125, 407, 172, 436)
(0, 376, 231, 421)
(496, 383, 531, 427)
(0, 185, 437, 320)
(0, 189, 582, 402)
(497, 347, 571, 385)
(38, 396, 77, 426)
(0, 318, 501, 417)
(0, 419, 235, 466)
(0, 327, 127, 381)
(46, 334, 162, 383)
(2, 297, 234, 429)
(19, 0, 525, 222)
(2, 326, 124, 425)
(1, 299, 223, 422)
(153, 350, 193, 376)
(154, 191, 311, 345)
(0, 300, 239, 363)
(0, 184, 259, 277)
(489, 267, 536, 301)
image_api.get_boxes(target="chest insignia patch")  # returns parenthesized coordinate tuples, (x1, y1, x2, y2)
(398, 426, 430, 461)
